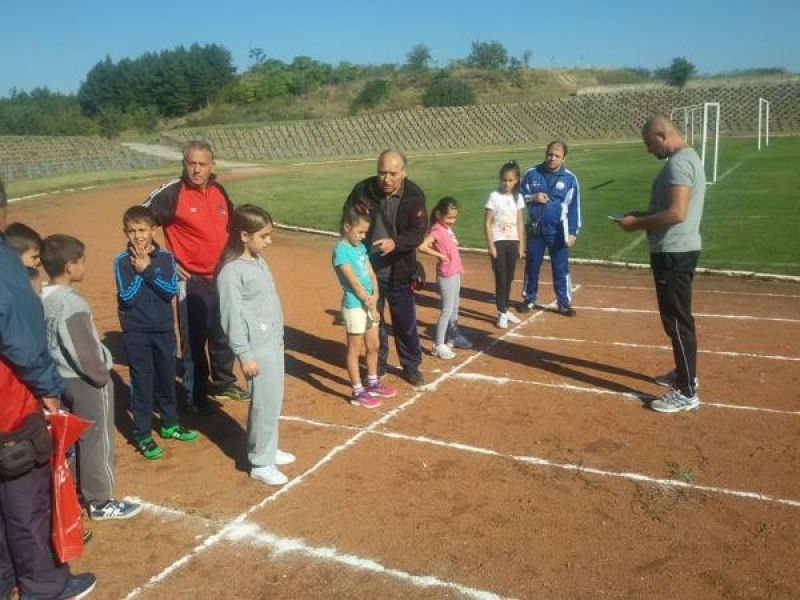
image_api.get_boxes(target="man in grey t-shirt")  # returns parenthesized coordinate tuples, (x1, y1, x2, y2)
(618, 115, 705, 413)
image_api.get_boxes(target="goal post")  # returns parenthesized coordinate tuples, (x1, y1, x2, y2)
(758, 97, 770, 150)
(670, 102, 720, 184)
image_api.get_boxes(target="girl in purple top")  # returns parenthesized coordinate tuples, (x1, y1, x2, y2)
(418, 197, 468, 360)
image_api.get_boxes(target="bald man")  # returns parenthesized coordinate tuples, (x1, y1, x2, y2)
(618, 115, 706, 413)
(343, 150, 428, 387)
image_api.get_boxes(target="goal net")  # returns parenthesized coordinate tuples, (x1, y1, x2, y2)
(670, 102, 720, 184)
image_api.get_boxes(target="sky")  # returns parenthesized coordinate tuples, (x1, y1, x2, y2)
(2, 0, 799, 98)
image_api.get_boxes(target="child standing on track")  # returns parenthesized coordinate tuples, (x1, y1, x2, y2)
(418, 196, 467, 359)
(40, 234, 142, 521)
(216, 205, 295, 486)
(113, 206, 198, 460)
(332, 201, 397, 408)
(484, 160, 526, 329)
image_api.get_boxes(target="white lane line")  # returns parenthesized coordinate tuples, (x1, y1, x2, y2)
(507, 333, 800, 362)
(574, 305, 800, 324)
(371, 430, 800, 509)
(225, 523, 512, 600)
(577, 283, 800, 299)
(449, 373, 800, 417)
(274, 417, 800, 510)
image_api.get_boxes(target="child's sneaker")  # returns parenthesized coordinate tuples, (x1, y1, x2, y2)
(366, 380, 397, 398)
(495, 312, 508, 329)
(505, 311, 522, 325)
(213, 384, 250, 401)
(159, 424, 199, 441)
(250, 464, 288, 486)
(351, 387, 382, 408)
(275, 449, 296, 465)
(135, 436, 163, 460)
(431, 344, 456, 360)
(88, 499, 142, 521)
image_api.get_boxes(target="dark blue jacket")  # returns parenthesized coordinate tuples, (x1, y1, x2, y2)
(0, 235, 63, 399)
(113, 243, 177, 333)
(520, 163, 581, 238)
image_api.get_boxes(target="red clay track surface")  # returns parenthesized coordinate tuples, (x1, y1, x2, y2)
(10, 178, 800, 599)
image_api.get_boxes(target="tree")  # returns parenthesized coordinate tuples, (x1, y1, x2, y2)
(466, 41, 509, 69)
(662, 56, 696, 88)
(406, 44, 432, 71)
(249, 48, 266, 66)
(422, 74, 475, 107)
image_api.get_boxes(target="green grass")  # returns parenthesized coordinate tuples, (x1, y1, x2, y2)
(226, 136, 800, 276)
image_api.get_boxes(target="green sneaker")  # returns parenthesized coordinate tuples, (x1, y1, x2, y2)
(136, 436, 163, 460)
(159, 424, 199, 442)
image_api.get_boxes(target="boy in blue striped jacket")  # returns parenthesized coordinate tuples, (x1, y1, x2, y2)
(113, 206, 198, 460)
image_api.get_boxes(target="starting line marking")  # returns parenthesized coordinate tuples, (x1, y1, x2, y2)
(574, 305, 800, 324)
(507, 332, 800, 362)
(448, 372, 800, 417)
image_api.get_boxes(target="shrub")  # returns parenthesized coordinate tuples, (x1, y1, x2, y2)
(422, 77, 476, 108)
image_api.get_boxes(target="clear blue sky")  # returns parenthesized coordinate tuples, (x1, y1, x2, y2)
(3, 0, 799, 98)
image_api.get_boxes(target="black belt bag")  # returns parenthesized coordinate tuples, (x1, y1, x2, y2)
(0, 413, 53, 479)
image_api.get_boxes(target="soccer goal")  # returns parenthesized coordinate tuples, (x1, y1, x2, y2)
(758, 97, 770, 150)
(670, 101, 720, 184)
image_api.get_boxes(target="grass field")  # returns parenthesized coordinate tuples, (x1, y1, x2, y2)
(225, 136, 800, 276)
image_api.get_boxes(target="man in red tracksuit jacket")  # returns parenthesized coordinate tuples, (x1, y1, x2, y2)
(144, 141, 249, 416)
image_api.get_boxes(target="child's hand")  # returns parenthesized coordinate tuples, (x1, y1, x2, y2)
(488, 243, 497, 259)
(241, 359, 260, 377)
(130, 244, 151, 273)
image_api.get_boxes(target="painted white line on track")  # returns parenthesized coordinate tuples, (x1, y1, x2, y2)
(450, 372, 800, 417)
(575, 305, 800, 324)
(578, 283, 800, 299)
(371, 430, 800, 509)
(507, 333, 800, 362)
(273, 416, 800, 510)
(122, 299, 551, 599)
(225, 523, 512, 600)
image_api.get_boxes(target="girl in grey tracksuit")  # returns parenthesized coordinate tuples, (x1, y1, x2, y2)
(216, 205, 288, 477)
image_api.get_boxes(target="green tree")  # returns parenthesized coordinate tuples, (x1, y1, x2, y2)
(466, 41, 509, 69)
(422, 75, 476, 107)
(406, 44, 432, 71)
(661, 56, 696, 88)
(351, 79, 390, 112)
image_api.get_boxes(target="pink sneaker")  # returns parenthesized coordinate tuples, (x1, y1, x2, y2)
(366, 380, 397, 398)
(351, 388, 382, 408)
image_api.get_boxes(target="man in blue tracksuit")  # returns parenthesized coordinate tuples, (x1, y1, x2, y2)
(519, 140, 581, 316)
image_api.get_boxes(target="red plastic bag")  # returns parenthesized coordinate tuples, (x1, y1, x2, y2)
(48, 411, 91, 563)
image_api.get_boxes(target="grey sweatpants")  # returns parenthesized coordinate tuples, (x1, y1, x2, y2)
(247, 341, 285, 468)
(435, 274, 461, 346)
(62, 377, 115, 505)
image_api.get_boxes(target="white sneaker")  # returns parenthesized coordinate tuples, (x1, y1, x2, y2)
(275, 449, 296, 465)
(505, 311, 521, 325)
(495, 313, 508, 329)
(432, 344, 456, 360)
(250, 465, 288, 486)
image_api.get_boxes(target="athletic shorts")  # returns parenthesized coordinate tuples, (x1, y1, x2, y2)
(342, 306, 377, 335)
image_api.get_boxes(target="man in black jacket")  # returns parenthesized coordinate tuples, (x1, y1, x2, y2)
(344, 150, 428, 386)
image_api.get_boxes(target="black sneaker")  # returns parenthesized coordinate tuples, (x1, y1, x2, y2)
(55, 572, 96, 599)
(213, 385, 250, 402)
(557, 305, 576, 317)
(402, 367, 425, 386)
(518, 301, 535, 313)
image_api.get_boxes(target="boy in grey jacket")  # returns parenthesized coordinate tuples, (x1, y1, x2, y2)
(40, 234, 142, 521)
